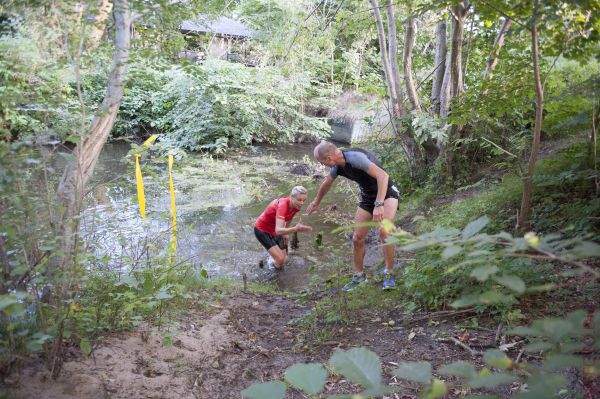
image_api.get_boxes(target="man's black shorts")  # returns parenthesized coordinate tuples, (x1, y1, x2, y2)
(359, 184, 400, 214)
(254, 227, 287, 251)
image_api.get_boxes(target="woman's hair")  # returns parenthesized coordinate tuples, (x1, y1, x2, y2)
(291, 185, 308, 197)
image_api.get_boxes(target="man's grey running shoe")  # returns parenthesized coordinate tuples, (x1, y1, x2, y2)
(343, 273, 368, 292)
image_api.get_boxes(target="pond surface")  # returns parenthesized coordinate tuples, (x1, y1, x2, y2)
(80, 142, 381, 291)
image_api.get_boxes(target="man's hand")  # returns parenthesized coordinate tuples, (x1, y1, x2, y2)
(306, 201, 320, 215)
(372, 206, 384, 222)
(295, 218, 313, 233)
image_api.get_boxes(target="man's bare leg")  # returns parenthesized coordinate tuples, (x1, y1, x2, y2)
(353, 207, 373, 273)
(378, 198, 399, 272)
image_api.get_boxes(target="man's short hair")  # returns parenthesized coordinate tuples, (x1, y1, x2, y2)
(291, 185, 307, 197)
(314, 141, 337, 160)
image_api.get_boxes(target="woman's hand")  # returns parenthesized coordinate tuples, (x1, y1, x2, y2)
(295, 218, 313, 233)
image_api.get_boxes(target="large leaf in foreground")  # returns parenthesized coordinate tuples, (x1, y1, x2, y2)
(284, 363, 327, 395)
(329, 347, 382, 388)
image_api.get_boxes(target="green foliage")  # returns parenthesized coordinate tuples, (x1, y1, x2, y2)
(153, 60, 330, 153)
(0, 34, 75, 140)
(246, 307, 599, 397)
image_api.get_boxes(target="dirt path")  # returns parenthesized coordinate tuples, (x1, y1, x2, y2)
(7, 288, 519, 399)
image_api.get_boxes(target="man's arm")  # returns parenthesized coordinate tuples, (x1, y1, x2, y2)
(306, 175, 334, 214)
(366, 163, 389, 222)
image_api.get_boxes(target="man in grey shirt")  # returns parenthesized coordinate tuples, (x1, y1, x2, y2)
(306, 141, 400, 291)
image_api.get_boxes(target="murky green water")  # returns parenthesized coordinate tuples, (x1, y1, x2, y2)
(80, 142, 371, 291)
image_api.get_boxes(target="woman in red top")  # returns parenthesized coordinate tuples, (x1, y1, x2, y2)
(254, 186, 312, 269)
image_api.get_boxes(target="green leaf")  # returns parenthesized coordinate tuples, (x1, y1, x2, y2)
(0, 294, 24, 315)
(526, 283, 556, 293)
(26, 340, 43, 352)
(284, 363, 327, 395)
(468, 372, 516, 388)
(442, 245, 461, 259)
(462, 216, 489, 239)
(329, 347, 382, 388)
(451, 294, 479, 308)
(200, 269, 209, 278)
(241, 381, 286, 399)
(493, 275, 525, 294)
(508, 326, 541, 337)
(118, 275, 139, 288)
(524, 341, 554, 352)
(163, 336, 173, 347)
(470, 265, 498, 282)
(570, 241, 600, 258)
(512, 374, 566, 398)
(479, 290, 510, 304)
(483, 349, 512, 369)
(543, 354, 584, 370)
(156, 288, 173, 300)
(439, 361, 476, 378)
(80, 338, 92, 355)
(393, 361, 431, 383)
(420, 378, 447, 399)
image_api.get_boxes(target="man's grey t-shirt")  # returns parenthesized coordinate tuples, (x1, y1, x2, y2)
(328, 148, 398, 199)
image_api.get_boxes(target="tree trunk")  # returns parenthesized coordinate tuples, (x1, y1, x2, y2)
(370, 0, 400, 115)
(439, 34, 452, 118)
(55, 0, 132, 269)
(386, 0, 404, 113)
(431, 20, 447, 116)
(87, 0, 112, 51)
(483, 18, 512, 80)
(445, 1, 470, 181)
(370, 0, 421, 174)
(403, 17, 421, 111)
(518, 8, 543, 229)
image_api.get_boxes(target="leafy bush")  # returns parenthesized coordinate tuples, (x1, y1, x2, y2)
(152, 60, 331, 153)
(243, 220, 600, 398)
(0, 35, 75, 140)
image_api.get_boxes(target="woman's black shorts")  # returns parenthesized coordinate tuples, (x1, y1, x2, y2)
(254, 227, 287, 251)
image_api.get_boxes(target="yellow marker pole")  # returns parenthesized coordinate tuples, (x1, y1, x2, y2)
(135, 154, 146, 221)
(143, 134, 158, 147)
(168, 154, 177, 265)
(134, 135, 157, 221)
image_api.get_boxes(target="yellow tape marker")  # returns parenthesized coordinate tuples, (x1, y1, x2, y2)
(135, 154, 146, 220)
(168, 154, 177, 264)
(143, 134, 158, 147)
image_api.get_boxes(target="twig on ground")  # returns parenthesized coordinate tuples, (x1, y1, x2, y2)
(495, 322, 504, 345)
(438, 336, 483, 356)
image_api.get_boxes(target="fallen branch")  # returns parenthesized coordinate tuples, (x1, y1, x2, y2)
(438, 336, 482, 356)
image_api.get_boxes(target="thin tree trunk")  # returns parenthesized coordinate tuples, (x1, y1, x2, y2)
(87, 0, 112, 51)
(450, 2, 469, 99)
(431, 20, 447, 116)
(463, 12, 474, 81)
(403, 16, 421, 111)
(386, 0, 404, 113)
(439, 31, 452, 119)
(370, 0, 399, 114)
(483, 18, 512, 80)
(592, 105, 599, 196)
(55, 0, 132, 269)
(370, 0, 421, 174)
(445, 1, 470, 181)
(518, 7, 543, 229)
